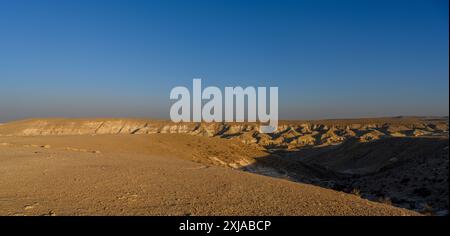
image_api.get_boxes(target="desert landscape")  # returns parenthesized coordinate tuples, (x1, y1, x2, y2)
(0, 117, 447, 216)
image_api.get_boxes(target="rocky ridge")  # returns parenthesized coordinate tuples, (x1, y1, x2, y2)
(1, 117, 448, 215)
(0, 118, 447, 151)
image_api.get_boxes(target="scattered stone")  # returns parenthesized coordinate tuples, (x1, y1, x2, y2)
(388, 157, 398, 163)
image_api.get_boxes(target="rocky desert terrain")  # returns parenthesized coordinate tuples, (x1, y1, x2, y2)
(0, 117, 447, 215)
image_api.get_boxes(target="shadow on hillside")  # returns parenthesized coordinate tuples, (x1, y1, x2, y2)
(239, 136, 449, 215)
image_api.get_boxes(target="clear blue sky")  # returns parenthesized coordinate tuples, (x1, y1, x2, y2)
(0, 0, 448, 122)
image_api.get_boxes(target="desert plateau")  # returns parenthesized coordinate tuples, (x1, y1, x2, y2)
(0, 117, 447, 216)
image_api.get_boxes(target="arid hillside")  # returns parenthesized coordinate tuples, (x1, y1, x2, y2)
(0, 117, 447, 215)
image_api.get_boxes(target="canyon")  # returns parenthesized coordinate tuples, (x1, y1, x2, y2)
(0, 117, 447, 215)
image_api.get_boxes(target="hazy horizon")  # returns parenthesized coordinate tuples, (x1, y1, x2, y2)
(1, 114, 449, 124)
(1, 0, 448, 122)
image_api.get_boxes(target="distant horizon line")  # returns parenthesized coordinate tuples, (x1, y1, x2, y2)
(1, 115, 448, 124)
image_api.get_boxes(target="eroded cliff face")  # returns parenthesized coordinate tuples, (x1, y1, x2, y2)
(0, 118, 447, 151)
(0, 117, 448, 215)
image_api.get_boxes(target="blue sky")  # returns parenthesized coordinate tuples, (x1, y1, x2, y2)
(0, 0, 448, 121)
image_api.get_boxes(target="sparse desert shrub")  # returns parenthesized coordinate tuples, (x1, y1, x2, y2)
(420, 203, 435, 216)
(378, 197, 393, 205)
(350, 188, 361, 197)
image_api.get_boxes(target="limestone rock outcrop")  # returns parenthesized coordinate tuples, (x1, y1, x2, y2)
(0, 117, 447, 151)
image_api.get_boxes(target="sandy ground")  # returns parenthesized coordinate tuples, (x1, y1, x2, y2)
(0, 134, 418, 216)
